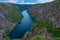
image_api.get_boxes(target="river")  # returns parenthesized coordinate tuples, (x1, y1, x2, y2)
(8, 10, 34, 39)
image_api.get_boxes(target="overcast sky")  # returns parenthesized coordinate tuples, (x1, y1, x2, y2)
(0, 0, 54, 4)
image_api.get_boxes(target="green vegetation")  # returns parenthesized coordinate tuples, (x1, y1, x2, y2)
(55, 37, 60, 40)
(0, 3, 22, 40)
(52, 29, 60, 37)
(5, 37, 10, 40)
(7, 11, 21, 23)
(12, 39, 20, 40)
(30, 35, 45, 40)
(32, 21, 51, 31)
(4, 26, 11, 37)
(5, 36, 21, 40)
(54, 0, 60, 5)
(7, 6, 21, 23)
(2, 3, 22, 23)
(46, 22, 60, 38)
(32, 21, 60, 40)
(47, 25, 60, 40)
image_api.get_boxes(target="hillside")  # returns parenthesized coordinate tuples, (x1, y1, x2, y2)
(29, 0, 60, 29)
(0, 3, 22, 39)
(24, 0, 60, 40)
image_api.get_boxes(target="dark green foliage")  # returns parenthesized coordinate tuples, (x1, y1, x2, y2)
(54, 0, 60, 5)
(55, 37, 60, 40)
(52, 29, 60, 37)
(7, 10, 21, 23)
(32, 21, 51, 30)
(7, 6, 21, 23)
(46, 23, 60, 37)
(2, 3, 22, 23)
(5, 37, 10, 40)
(32, 21, 60, 40)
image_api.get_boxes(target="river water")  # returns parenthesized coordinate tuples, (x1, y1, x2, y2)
(9, 10, 34, 39)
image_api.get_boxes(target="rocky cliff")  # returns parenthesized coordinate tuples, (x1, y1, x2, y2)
(0, 3, 22, 38)
(29, 0, 60, 29)
(23, 0, 60, 40)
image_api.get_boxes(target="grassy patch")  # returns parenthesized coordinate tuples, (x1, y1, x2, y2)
(55, 37, 60, 40)
(4, 26, 11, 37)
(2, 3, 22, 23)
(5, 37, 10, 40)
(7, 6, 21, 23)
(32, 21, 60, 40)
(32, 21, 51, 30)
(30, 35, 45, 40)
(12, 39, 20, 40)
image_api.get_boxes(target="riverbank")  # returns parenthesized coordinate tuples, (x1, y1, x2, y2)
(0, 3, 22, 40)
(27, 0, 60, 40)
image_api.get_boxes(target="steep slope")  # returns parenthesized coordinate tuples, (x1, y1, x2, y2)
(0, 3, 22, 37)
(29, 0, 60, 29)
(26, 0, 60, 40)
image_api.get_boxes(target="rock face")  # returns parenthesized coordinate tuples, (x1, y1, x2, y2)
(0, 3, 22, 40)
(0, 29, 5, 40)
(23, 0, 60, 40)
(29, 0, 60, 29)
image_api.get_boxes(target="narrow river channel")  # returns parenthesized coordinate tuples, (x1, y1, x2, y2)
(9, 10, 34, 39)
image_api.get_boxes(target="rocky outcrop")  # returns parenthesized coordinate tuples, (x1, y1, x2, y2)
(0, 29, 5, 40)
(22, 27, 54, 40)
(24, 0, 60, 40)
(0, 3, 22, 39)
(29, 0, 60, 29)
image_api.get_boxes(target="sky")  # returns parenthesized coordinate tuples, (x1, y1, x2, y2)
(0, 0, 54, 4)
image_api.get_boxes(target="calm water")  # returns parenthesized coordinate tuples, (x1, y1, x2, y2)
(9, 10, 34, 39)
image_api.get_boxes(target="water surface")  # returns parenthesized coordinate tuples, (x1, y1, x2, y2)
(9, 10, 34, 39)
